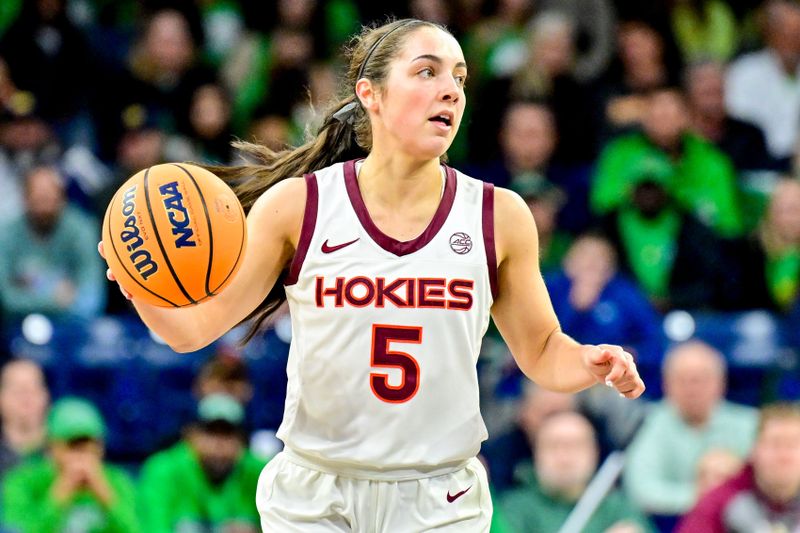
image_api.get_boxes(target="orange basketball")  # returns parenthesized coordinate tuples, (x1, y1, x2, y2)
(101, 163, 246, 307)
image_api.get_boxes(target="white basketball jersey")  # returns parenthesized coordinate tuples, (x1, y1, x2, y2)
(280, 160, 497, 479)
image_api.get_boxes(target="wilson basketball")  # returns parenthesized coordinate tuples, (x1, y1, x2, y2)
(101, 163, 246, 307)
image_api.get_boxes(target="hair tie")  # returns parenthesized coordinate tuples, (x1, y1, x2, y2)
(332, 101, 358, 125)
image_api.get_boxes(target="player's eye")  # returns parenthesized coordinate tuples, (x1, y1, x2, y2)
(418, 67, 434, 78)
(454, 74, 467, 87)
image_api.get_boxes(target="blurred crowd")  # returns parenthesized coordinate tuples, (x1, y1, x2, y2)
(0, 0, 799, 532)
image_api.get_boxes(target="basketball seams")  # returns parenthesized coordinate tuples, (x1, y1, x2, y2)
(143, 167, 196, 305)
(104, 185, 180, 307)
(208, 199, 246, 294)
(171, 163, 215, 297)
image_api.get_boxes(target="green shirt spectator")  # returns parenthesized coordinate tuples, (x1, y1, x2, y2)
(591, 88, 744, 238)
(501, 466, 654, 533)
(138, 394, 267, 533)
(2, 397, 139, 533)
(500, 411, 654, 533)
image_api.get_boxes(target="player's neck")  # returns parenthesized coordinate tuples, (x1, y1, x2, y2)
(358, 152, 443, 210)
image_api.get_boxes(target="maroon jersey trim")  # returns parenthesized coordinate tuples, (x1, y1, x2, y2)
(285, 173, 319, 286)
(482, 182, 498, 300)
(343, 159, 457, 257)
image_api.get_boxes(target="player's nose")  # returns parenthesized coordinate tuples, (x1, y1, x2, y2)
(439, 76, 460, 103)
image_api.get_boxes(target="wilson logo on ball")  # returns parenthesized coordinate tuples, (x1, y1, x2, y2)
(159, 181, 196, 248)
(119, 185, 159, 280)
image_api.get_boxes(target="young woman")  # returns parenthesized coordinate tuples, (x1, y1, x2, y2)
(101, 18, 644, 531)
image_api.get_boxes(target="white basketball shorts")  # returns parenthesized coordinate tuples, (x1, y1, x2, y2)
(256, 452, 492, 532)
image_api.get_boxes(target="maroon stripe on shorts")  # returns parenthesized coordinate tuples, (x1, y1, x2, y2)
(285, 174, 318, 286)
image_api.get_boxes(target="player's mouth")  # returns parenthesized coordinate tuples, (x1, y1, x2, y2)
(428, 111, 454, 131)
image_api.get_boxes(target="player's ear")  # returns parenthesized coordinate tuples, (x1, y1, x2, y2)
(355, 78, 379, 113)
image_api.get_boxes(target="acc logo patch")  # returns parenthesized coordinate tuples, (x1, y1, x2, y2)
(449, 232, 472, 254)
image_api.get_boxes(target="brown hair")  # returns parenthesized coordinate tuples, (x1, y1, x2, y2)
(757, 402, 800, 435)
(207, 18, 449, 342)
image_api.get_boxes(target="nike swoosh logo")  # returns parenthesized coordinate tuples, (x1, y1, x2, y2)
(321, 238, 359, 254)
(446, 486, 471, 503)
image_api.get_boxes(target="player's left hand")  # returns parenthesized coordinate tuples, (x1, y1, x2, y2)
(582, 344, 645, 399)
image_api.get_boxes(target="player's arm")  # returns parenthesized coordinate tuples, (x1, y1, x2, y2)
(103, 178, 305, 353)
(490, 188, 645, 397)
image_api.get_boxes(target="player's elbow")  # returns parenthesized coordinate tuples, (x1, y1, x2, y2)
(170, 341, 201, 354)
(169, 336, 215, 353)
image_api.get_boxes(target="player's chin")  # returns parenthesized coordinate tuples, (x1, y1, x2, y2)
(412, 138, 453, 160)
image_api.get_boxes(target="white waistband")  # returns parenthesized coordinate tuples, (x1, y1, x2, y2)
(282, 447, 469, 481)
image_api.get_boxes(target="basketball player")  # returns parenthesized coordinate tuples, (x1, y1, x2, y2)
(100, 19, 644, 531)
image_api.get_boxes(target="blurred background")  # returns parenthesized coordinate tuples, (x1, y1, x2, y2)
(0, 0, 799, 532)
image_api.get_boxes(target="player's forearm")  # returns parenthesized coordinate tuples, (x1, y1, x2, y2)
(520, 328, 596, 393)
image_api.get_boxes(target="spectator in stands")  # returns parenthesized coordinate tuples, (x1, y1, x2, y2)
(473, 101, 593, 232)
(2, 396, 139, 533)
(139, 393, 264, 533)
(695, 448, 744, 498)
(482, 380, 577, 492)
(545, 232, 664, 366)
(724, 177, 800, 311)
(623, 341, 757, 516)
(138, 393, 266, 533)
(599, 18, 682, 136)
(0, 359, 48, 477)
(478, 101, 557, 189)
(726, 0, 800, 168)
(0, 165, 105, 319)
(500, 411, 654, 533)
(194, 350, 253, 407)
(511, 178, 571, 274)
(601, 163, 728, 311)
(183, 83, 233, 164)
(678, 403, 800, 533)
(669, 0, 738, 63)
(592, 85, 743, 238)
(685, 60, 773, 172)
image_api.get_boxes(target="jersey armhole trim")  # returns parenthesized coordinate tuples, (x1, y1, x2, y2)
(285, 173, 319, 286)
(482, 182, 498, 300)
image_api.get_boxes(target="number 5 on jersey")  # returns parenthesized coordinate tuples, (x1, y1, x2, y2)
(370, 324, 422, 403)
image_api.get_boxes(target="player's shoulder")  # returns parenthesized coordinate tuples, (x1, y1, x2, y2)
(250, 176, 308, 222)
(492, 186, 531, 221)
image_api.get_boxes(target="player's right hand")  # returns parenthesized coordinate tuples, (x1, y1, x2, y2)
(582, 344, 645, 399)
(97, 241, 133, 300)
